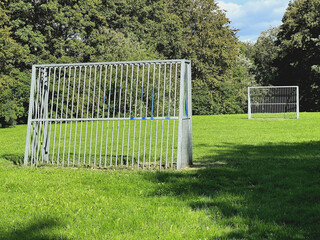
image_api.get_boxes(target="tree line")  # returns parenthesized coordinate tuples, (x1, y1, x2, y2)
(0, 0, 319, 127)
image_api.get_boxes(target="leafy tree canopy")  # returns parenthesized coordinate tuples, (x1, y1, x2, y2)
(276, 0, 320, 111)
(0, 0, 251, 126)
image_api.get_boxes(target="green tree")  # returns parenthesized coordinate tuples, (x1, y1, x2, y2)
(252, 27, 279, 85)
(276, 0, 320, 111)
(3, 0, 243, 120)
(0, 3, 29, 126)
(181, 0, 240, 114)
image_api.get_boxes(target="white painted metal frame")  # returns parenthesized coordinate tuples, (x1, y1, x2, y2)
(248, 86, 299, 119)
(24, 59, 192, 169)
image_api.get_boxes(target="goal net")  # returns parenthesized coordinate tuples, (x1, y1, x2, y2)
(248, 86, 299, 119)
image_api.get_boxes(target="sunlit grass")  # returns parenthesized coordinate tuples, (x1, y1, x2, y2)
(0, 112, 319, 239)
(26, 118, 179, 169)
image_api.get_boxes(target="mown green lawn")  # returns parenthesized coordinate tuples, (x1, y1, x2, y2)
(0, 113, 319, 239)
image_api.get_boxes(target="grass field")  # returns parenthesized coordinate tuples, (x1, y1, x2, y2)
(0, 113, 320, 239)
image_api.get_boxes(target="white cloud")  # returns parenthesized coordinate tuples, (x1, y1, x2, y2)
(217, 2, 243, 19)
(217, 0, 290, 42)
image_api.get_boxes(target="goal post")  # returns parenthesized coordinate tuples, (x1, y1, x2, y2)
(248, 86, 299, 119)
(24, 59, 192, 170)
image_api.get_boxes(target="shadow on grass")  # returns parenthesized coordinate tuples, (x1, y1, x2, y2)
(0, 154, 24, 165)
(1, 217, 68, 240)
(145, 141, 320, 239)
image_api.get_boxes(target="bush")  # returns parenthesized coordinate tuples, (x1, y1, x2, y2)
(0, 100, 18, 127)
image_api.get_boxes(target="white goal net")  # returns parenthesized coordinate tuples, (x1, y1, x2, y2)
(248, 86, 299, 119)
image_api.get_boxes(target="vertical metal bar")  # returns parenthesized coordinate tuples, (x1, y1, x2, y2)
(121, 65, 129, 166)
(165, 63, 172, 169)
(43, 68, 50, 163)
(68, 67, 77, 166)
(160, 64, 167, 169)
(154, 64, 161, 167)
(177, 60, 185, 170)
(296, 86, 299, 119)
(148, 64, 156, 169)
(57, 67, 67, 166)
(99, 65, 108, 167)
(89, 66, 98, 165)
(143, 64, 150, 169)
(62, 67, 72, 166)
(171, 63, 178, 168)
(30, 68, 40, 166)
(110, 65, 118, 166)
(104, 65, 113, 167)
(52, 67, 62, 164)
(116, 65, 123, 167)
(132, 64, 139, 168)
(94, 65, 103, 167)
(38, 68, 46, 164)
(127, 65, 134, 167)
(84, 66, 92, 164)
(137, 64, 145, 169)
(35, 68, 42, 165)
(73, 66, 82, 166)
(248, 87, 251, 119)
(78, 66, 87, 165)
(48, 67, 57, 164)
(187, 62, 193, 166)
(24, 65, 37, 165)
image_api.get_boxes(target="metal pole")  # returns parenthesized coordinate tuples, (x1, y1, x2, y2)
(143, 64, 151, 169)
(171, 63, 178, 168)
(99, 65, 108, 167)
(62, 67, 72, 166)
(72, 66, 81, 166)
(94, 65, 103, 166)
(24, 66, 37, 165)
(127, 65, 134, 167)
(121, 65, 129, 166)
(154, 64, 161, 167)
(110, 65, 118, 166)
(187, 62, 193, 166)
(52, 67, 62, 164)
(116, 65, 124, 166)
(78, 66, 87, 165)
(104, 65, 113, 167)
(89, 66, 98, 165)
(248, 87, 251, 119)
(48, 67, 57, 164)
(177, 61, 185, 170)
(132, 65, 139, 168)
(165, 63, 172, 169)
(296, 86, 299, 119)
(57, 67, 67, 165)
(137, 64, 145, 169)
(148, 64, 156, 169)
(68, 67, 77, 166)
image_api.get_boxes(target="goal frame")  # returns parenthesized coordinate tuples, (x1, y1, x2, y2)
(248, 86, 299, 119)
(24, 59, 192, 170)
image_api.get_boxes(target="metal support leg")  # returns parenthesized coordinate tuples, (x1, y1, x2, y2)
(43, 69, 50, 162)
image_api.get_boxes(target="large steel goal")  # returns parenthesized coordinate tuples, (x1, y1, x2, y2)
(24, 60, 192, 170)
(248, 86, 299, 119)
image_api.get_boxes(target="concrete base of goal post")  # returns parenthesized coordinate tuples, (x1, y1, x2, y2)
(180, 118, 192, 168)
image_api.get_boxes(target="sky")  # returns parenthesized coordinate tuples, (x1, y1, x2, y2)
(217, 0, 291, 42)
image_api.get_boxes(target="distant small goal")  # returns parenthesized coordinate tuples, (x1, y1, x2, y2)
(248, 86, 299, 119)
